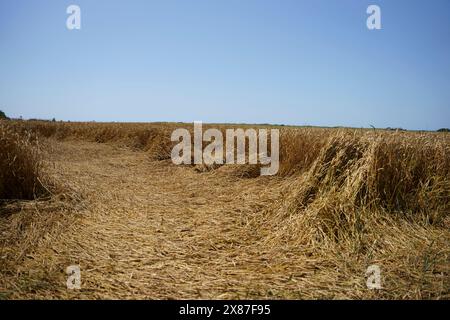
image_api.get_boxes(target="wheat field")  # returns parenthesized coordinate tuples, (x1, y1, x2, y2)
(0, 120, 449, 299)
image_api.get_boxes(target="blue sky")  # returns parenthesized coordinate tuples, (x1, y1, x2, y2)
(0, 0, 449, 130)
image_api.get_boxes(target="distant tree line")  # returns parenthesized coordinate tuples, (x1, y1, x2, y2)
(0, 110, 59, 122)
(0, 109, 449, 132)
(0, 110, 9, 120)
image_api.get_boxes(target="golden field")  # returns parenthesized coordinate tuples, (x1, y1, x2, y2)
(0, 120, 449, 299)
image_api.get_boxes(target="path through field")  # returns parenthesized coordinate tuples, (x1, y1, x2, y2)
(4, 140, 295, 299)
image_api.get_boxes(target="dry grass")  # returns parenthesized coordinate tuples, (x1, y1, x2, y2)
(247, 129, 450, 298)
(1, 120, 449, 299)
(0, 122, 48, 201)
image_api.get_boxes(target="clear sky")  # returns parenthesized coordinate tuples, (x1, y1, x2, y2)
(1, 0, 449, 130)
